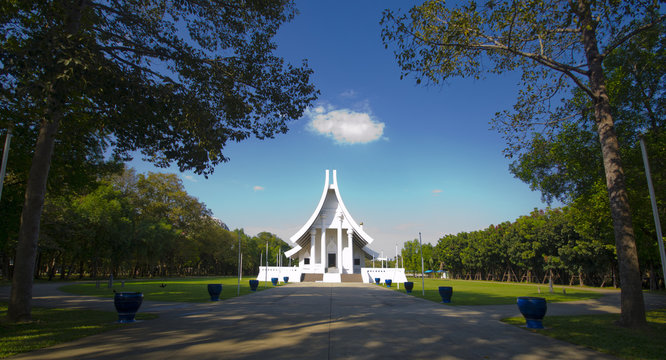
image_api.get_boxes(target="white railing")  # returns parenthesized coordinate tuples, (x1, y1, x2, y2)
(361, 268, 408, 284)
(256, 266, 303, 283)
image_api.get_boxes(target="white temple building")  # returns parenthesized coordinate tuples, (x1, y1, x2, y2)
(257, 170, 407, 283)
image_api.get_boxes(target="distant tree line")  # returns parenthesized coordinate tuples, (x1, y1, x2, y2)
(0, 167, 290, 281)
(403, 204, 662, 289)
(433, 208, 618, 287)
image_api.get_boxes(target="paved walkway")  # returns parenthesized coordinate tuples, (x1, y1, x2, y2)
(2, 282, 665, 359)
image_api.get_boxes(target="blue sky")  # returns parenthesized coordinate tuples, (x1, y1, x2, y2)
(130, 1, 553, 254)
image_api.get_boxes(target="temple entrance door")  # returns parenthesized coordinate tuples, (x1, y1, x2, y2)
(328, 253, 336, 268)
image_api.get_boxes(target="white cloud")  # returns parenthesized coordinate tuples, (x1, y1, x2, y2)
(306, 105, 385, 144)
(183, 175, 198, 183)
(340, 89, 356, 98)
(432, 189, 443, 196)
(253, 185, 265, 192)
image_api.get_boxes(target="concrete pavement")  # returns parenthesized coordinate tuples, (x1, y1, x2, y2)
(2, 282, 664, 359)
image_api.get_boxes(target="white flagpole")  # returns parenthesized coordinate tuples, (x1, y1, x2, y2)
(0, 128, 12, 201)
(237, 231, 241, 296)
(396, 242, 399, 290)
(419, 232, 425, 296)
(640, 136, 666, 283)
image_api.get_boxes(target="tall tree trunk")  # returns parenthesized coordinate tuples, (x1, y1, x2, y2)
(6, 0, 87, 323)
(577, 0, 646, 328)
(7, 116, 61, 322)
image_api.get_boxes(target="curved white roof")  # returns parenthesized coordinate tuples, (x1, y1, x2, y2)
(285, 170, 378, 258)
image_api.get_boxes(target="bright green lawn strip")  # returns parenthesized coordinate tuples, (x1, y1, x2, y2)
(0, 302, 157, 359)
(389, 278, 603, 305)
(60, 277, 272, 302)
(503, 309, 666, 360)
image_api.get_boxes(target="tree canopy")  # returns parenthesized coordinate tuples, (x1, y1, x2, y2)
(2, 0, 318, 173)
(511, 23, 665, 203)
(2, 0, 318, 322)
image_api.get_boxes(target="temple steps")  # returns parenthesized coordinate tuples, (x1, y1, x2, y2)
(340, 274, 363, 283)
(301, 273, 323, 282)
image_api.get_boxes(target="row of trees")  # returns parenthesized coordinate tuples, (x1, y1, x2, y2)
(429, 208, 619, 287)
(1, 167, 291, 281)
(404, 204, 662, 290)
(0, 106, 295, 280)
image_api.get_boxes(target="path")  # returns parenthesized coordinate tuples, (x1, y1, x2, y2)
(1, 282, 664, 359)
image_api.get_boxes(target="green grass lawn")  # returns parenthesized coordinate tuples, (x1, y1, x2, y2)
(503, 309, 666, 360)
(59, 276, 272, 302)
(388, 278, 604, 305)
(3, 276, 264, 358)
(0, 302, 157, 359)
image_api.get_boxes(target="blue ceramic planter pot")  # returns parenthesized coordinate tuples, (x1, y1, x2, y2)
(438, 286, 453, 303)
(249, 279, 259, 291)
(207, 284, 222, 301)
(375, 277, 381, 285)
(271, 277, 278, 286)
(404, 281, 414, 293)
(517, 297, 547, 329)
(385, 279, 392, 287)
(283, 276, 289, 283)
(114, 292, 143, 323)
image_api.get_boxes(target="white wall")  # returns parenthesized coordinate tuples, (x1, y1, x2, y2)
(256, 266, 302, 283)
(361, 268, 408, 284)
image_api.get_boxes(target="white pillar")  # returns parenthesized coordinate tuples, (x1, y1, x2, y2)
(310, 228, 316, 271)
(320, 214, 326, 272)
(337, 213, 343, 273)
(347, 230, 354, 273)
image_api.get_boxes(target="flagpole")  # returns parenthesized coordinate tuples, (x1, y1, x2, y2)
(237, 231, 241, 296)
(640, 136, 666, 283)
(419, 232, 425, 296)
(396, 242, 399, 290)
(0, 128, 12, 201)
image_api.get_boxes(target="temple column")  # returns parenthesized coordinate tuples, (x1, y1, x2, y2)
(347, 230, 354, 273)
(337, 213, 343, 273)
(310, 228, 316, 272)
(320, 213, 326, 272)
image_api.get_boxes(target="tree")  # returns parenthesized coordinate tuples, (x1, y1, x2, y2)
(510, 23, 665, 287)
(401, 239, 421, 274)
(2, 0, 318, 322)
(382, 0, 664, 328)
(0, 107, 121, 281)
(253, 232, 290, 267)
(71, 184, 132, 278)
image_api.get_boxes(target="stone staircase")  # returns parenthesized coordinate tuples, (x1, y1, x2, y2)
(301, 273, 323, 282)
(340, 274, 363, 283)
